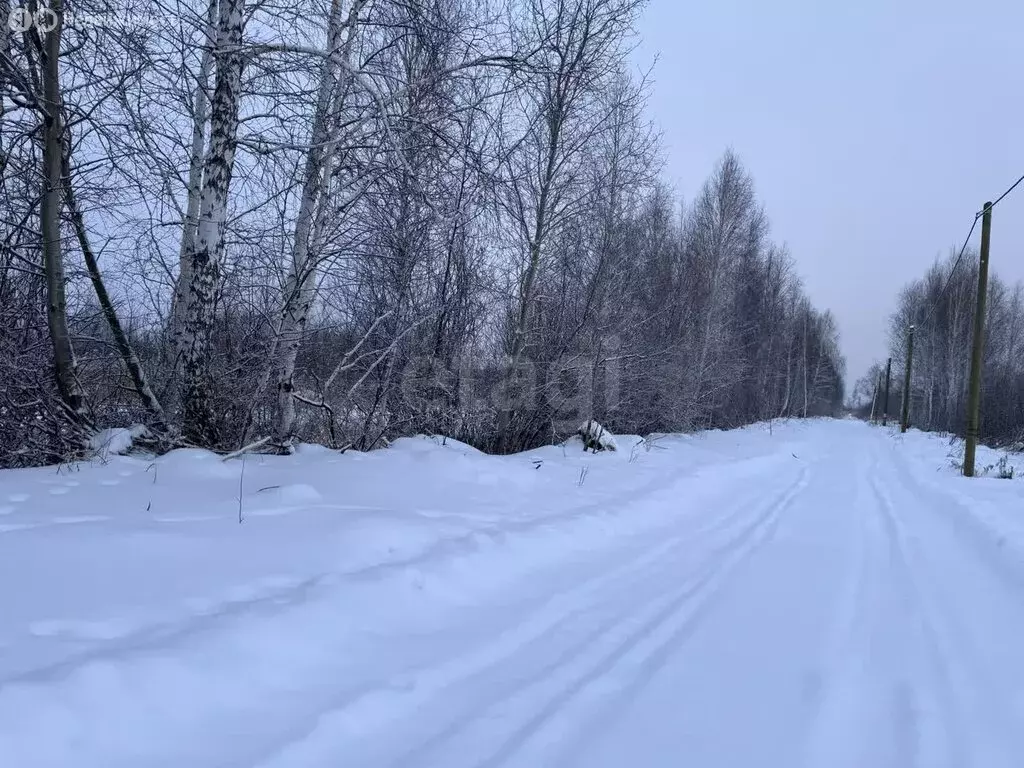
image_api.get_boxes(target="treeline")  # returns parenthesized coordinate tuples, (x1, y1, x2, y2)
(852, 250, 1024, 446)
(1, 0, 845, 466)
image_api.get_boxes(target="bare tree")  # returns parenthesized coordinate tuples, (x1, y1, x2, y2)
(177, 0, 247, 444)
(1, 0, 847, 467)
(889, 249, 1024, 445)
(270, 0, 369, 449)
(497, 0, 647, 449)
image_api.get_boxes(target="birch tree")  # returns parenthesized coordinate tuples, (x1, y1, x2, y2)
(178, 0, 247, 444)
(271, 0, 368, 449)
(1, 0, 851, 466)
(498, 0, 647, 449)
(33, 0, 90, 431)
(167, 0, 219, 384)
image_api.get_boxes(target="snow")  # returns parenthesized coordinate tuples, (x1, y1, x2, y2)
(577, 419, 618, 451)
(87, 425, 150, 459)
(2, 420, 1024, 766)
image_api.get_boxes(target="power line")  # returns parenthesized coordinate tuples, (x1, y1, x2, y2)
(937, 213, 981, 303)
(922, 169, 1024, 324)
(987, 171, 1024, 212)
(876, 171, 1021, 425)
(915, 212, 981, 331)
(890, 170, 1022, 340)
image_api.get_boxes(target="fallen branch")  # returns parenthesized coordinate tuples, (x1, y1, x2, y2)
(222, 436, 271, 462)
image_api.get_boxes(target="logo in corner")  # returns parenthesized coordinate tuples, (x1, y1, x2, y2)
(35, 6, 59, 31)
(7, 6, 33, 31)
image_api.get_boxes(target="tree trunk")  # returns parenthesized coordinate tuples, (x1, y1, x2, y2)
(272, 0, 364, 449)
(40, 0, 89, 427)
(63, 158, 169, 434)
(500, 130, 559, 450)
(779, 342, 792, 418)
(179, 0, 246, 445)
(167, 0, 218, 416)
(802, 311, 809, 418)
(869, 373, 879, 422)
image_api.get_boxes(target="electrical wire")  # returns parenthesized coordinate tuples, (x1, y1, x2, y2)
(914, 212, 981, 331)
(914, 168, 1024, 331)
(986, 171, 1024, 212)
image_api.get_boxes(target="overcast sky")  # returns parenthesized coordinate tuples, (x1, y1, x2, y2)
(632, 0, 1024, 387)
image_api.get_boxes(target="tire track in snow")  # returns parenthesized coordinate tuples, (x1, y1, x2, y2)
(0, 572, 329, 687)
(798, 445, 875, 768)
(4, 452, 793, 689)
(253, 529, 705, 768)
(529, 463, 813, 768)
(802, 430, 1022, 768)
(270, 526, 707, 761)
(869, 465, 968, 768)
(263, 461, 811, 768)
(874, 446, 1024, 766)
(0, 454, 802, 768)
(251, 469, 801, 768)
(891, 446, 1024, 602)
(797, 441, 952, 768)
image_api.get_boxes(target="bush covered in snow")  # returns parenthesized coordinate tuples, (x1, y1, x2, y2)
(578, 420, 617, 453)
(88, 425, 152, 460)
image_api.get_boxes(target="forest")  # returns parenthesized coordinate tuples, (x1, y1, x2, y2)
(1, 0, 846, 466)
(849, 245, 1024, 447)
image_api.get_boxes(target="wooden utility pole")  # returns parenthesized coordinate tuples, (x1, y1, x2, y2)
(900, 324, 914, 433)
(964, 202, 993, 477)
(882, 357, 892, 426)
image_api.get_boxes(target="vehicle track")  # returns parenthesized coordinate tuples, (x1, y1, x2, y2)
(256, 462, 811, 768)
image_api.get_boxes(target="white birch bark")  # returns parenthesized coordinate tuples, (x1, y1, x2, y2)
(179, 0, 246, 444)
(271, 0, 367, 449)
(167, 0, 218, 393)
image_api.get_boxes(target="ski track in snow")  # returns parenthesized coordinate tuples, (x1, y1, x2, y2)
(295, 465, 811, 768)
(2, 421, 1024, 767)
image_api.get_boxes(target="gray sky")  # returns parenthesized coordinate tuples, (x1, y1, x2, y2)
(632, 0, 1024, 387)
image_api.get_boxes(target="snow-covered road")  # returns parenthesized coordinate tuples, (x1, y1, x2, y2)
(3, 420, 1024, 767)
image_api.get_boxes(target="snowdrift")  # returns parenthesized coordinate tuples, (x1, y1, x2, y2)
(0, 420, 1021, 767)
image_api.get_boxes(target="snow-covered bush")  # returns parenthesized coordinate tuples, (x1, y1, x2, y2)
(578, 420, 617, 453)
(996, 455, 1015, 480)
(88, 425, 152, 460)
(977, 454, 1015, 479)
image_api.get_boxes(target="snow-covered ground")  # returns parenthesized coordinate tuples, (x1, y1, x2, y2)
(2, 420, 1024, 767)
